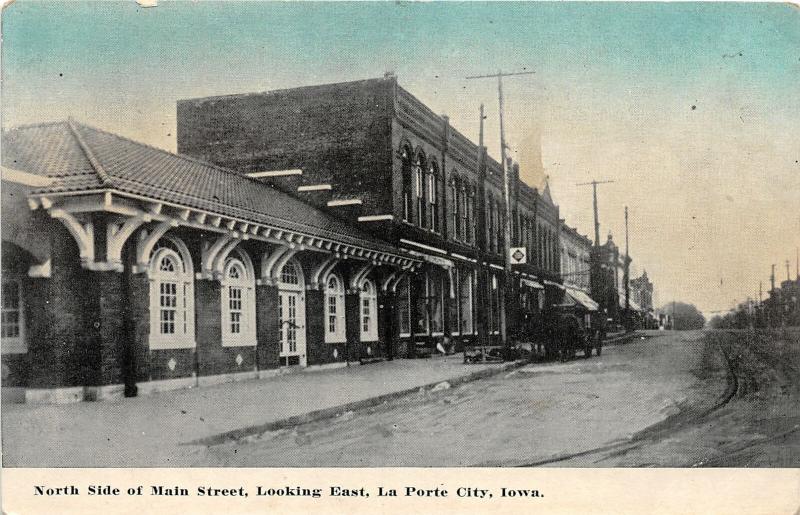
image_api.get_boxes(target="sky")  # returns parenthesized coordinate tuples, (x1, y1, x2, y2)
(2, 1, 799, 315)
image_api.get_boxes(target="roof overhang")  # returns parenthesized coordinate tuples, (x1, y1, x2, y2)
(26, 188, 421, 270)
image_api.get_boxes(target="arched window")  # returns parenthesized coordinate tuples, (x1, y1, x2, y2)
(496, 201, 505, 252)
(324, 273, 346, 343)
(221, 252, 256, 347)
(451, 176, 460, 241)
(148, 237, 195, 349)
(468, 186, 476, 244)
(487, 194, 495, 253)
(460, 182, 468, 242)
(415, 152, 426, 228)
(359, 278, 378, 341)
(401, 146, 413, 222)
(427, 160, 439, 232)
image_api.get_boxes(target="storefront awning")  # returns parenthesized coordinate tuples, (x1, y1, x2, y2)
(566, 287, 600, 311)
(521, 278, 544, 289)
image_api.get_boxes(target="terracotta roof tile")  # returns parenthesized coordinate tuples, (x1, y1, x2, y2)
(2, 121, 402, 254)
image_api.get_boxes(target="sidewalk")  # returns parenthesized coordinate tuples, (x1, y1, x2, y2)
(1, 355, 516, 467)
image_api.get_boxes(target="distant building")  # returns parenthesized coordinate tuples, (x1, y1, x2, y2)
(590, 233, 631, 326)
(630, 270, 656, 328)
(560, 223, 592, 294)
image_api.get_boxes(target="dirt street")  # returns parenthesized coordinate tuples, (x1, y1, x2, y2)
(188, 330, 794, 467)
(565, 328, 800, 467)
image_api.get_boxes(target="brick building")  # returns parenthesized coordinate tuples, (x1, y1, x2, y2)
(557, 223, 599, 321)
(1, 120, 421, 403)
(630, 270, 655, 327)
(1, 75, 570, 404)
(590, 233, 633, 327)
(176, 75, 563, 356)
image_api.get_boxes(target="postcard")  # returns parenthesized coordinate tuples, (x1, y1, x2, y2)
(1, 1, 798, 513)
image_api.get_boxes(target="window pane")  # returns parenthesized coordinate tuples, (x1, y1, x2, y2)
(159, 282, 177, 334)
(229, 286, 242, 334)
(412, 273, 427, 334)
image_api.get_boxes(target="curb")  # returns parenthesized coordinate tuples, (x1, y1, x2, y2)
(189, 359, 527, 446)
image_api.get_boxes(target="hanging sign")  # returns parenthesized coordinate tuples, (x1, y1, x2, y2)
(509, 247, 527, 265)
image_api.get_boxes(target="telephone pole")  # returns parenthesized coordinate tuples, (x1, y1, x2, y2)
(576, 179, 615, 246)
(476, 103, 488, 361)
(771, 264, 776, 293)
(466, 69, 535, 348)
(465, 69, 534, 272)
(624, 206, 630, 330)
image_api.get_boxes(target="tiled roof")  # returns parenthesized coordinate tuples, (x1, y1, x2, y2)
(1, 120, 403, 254)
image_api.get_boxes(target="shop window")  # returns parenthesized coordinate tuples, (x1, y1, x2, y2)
(412, 273, 428, 335)
(221, 253, 256, 347)
(148, 237, 195, 349)
(324, 273, 346, 343)
(459, 270, 474, 334)
(1, 278, 26, 354)
(429, 273, 444, 334)
(448, 269, 460, 334)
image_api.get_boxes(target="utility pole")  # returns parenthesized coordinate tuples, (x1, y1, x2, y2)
(576, 180, 615, 246)
(477, 103, 487, 362)
(672, 300, 676, 330)
(479, 103, 485, 148)
(759, 281, 763, 305)
(466, 69, 535, 349)
(624, 206, 630, 331)
(770, 264, 776, 328)
(771, 264, 776, 293)
(465, 69, 534, 271)
(786, 259, 791, 282)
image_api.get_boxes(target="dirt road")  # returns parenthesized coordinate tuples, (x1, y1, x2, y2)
(191, 330, 775, 467)
(565, 328, 800, 467)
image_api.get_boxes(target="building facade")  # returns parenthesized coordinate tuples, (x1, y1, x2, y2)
(1, 121, 421, 403)
(1, 75, 598, 404)
(590, 233, 633, 327)
(176, 75, 563, 356)
(560, 224, 592, 293)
